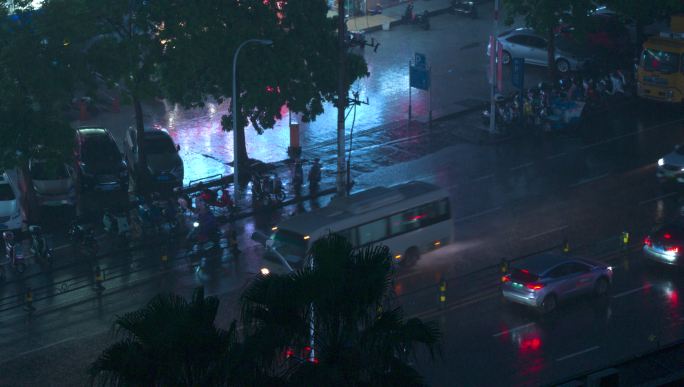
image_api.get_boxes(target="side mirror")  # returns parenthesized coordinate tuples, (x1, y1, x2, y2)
(251, 231, 269, 246)
(176, 144, 181, 152)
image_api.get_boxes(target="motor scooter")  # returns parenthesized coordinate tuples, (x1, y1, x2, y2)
(29, 225, 53, 266)
(450, 0, 477, 18)
(3, 231, 25, 273)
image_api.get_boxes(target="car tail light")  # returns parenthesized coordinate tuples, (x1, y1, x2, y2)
(664, 233, 672, 239)
(526, 283, 544, 291)
(667, 246, 680, 253)
(501, 274, 511, 283)
(644, 236, 652, 247)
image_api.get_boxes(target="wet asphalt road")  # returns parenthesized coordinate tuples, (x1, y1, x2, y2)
(2, 8, 683, 387)
(3, 100, 684, 386)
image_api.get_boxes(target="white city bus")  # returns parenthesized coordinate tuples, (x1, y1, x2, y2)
(267, 181, 452, 266)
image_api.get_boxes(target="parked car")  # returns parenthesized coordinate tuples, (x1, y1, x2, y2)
(489, 28, 591, 73)
(501, 253, 613, 313)
(74, 127, 129, 193)
(124, 126, 183, 190)
(656, 145, 684, 184)
(643, 220, 684, 266)
(28, 158, 76, 207)
(0, 171, 24, 232)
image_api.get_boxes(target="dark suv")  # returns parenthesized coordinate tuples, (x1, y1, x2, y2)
(74, 127, 129, 193)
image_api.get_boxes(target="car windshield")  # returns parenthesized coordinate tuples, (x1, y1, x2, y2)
(641, 48, 680, 74)
(82, 138, 120, 164)
(272, 229, 307, 260)
(31, 161, 68, 180)
(145, 136, 176, 154)
(0, 184, 15, 201)
(510, 268, 539, 283)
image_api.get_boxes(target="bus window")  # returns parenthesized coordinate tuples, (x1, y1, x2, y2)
(273, 229, 307, 260)
(390, 209, 421, 235)
(358, 218, 388, 245)
(337, 227, 357, 246)
(436, 198, 450, 218)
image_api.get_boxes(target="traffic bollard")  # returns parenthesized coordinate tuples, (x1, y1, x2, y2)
(94, 266, 105, 292)
(439, 278, 447, 309)
(500, 258, 509, 274)
(24, 288, 35, 312)
(621, 231, 630, 250)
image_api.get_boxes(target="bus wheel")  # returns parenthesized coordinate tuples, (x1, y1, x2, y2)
(403, 247, 420, 268)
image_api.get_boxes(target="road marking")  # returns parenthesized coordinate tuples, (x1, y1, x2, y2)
(639, 192, 678, 206)
(612, 284, 651, 299)
(522, 225, 568, 241)
(569, 173, 609, 188)
(547, 152, 567, 160)
(492, 322, 536, 338)
(510, 162, 534, 171)
(471, 174, 494, 182)
(556, 346, 600, 361)
(2, 329, 108, 365)
(454, 206, 502, 223)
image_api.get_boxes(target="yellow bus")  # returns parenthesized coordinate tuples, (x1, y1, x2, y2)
(637, 34, 684, 103)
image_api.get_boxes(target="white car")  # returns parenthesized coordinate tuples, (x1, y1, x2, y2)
(0, 172, 24, 231)
(657, 145, 684, 184)
(28, 158, 76, 207)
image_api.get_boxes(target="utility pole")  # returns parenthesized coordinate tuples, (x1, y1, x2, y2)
(336, 0, 348, 196)
(489, 0, 500, 134)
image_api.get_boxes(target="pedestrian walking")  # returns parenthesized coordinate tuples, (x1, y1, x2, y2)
(308, 158, 321, 195)
(24, 287, 35, 312)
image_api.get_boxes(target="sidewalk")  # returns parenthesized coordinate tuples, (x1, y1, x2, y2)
(327, 0, 454, 33)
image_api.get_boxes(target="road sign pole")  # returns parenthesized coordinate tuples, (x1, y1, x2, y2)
(428, 66, 433, 128)
(408, 60, 412, 122)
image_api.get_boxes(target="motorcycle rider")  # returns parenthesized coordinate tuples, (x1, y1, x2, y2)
(273, 174, 283, 199)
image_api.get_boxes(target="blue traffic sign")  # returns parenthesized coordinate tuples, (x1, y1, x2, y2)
(410, 65, 430, 91)
(512, 58, 525, 89)
(414, 52, 427, 69)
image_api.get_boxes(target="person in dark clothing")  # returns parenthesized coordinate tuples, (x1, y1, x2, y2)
(308, 158, 321, 194)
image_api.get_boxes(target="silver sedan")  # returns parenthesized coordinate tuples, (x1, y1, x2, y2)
(501, 253, 613, 313)
(488, 28, 590, 73)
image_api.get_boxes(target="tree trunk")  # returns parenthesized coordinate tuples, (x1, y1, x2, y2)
(132, 94, 147, 192)
(547, 29, 557, 84)
(234, 120, 249, 177)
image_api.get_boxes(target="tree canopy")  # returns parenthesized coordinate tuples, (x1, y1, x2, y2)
(0, 1, 86, 168)
(240, 233, 440, 386)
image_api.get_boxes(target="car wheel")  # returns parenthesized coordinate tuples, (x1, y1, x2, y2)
(540, 294, 557, 314)
(556, 58, 570, 73)
(501, 50, 512, 65)
(594, 277, 609, 297)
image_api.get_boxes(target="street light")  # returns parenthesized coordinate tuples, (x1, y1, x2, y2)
(232, 38, 273, 195)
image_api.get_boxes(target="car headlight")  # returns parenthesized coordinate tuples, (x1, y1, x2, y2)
(658, 158, 664, 166)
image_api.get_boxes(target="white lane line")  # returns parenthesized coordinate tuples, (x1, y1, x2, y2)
(3, 329, 108, 365)
(547, 152, 567, 160)
(569, 173, 610, 188)
(471, 174, 494, 182)
(522, 225, 568, 241)
(639, 192, 678, 206)
(612, 284, 651, 299)
(454, 206, 502, 223)
(510, 162, 534, 171)
(492, 322, 535, 338)
(556, 346, 600, 362)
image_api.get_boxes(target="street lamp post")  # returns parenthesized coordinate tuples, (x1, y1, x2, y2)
(232, 39, 272, 195)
